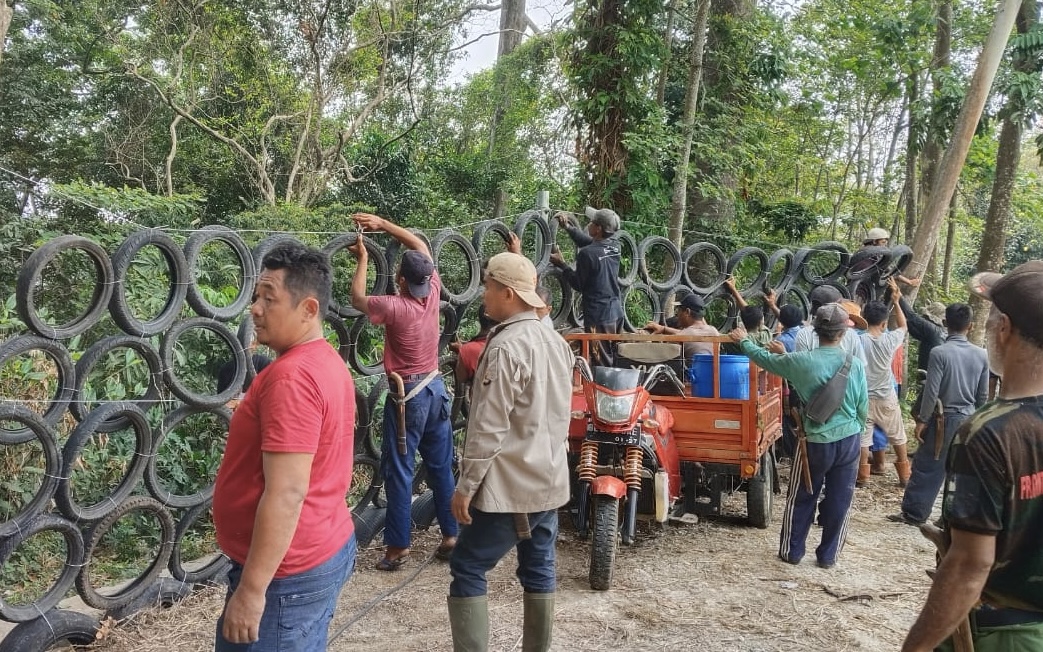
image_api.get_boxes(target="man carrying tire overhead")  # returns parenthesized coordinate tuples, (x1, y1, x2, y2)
(212, 243, 357, 651)
(549, 206, 623, 365)
(858, 227, 922, 287)
(348, 212, 458, 571)
(448, 252, 574, 652)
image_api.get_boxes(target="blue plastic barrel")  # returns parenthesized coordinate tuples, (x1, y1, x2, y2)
(688, 354, 750, 399)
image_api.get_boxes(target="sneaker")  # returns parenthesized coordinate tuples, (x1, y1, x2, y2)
(886, 512, 926, 526)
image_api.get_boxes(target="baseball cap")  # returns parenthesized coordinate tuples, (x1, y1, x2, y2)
(584, 206, 620, 234)
(837, 300, 868, 330)
(485, 252, 545, 309)
(676, 294, 706, 315)
(400, 250, 434, 299)
(921, 301, 945, 326)
(808, 284, 842, 308)
(864, 227, 890, 243)
(970, 260, 1043, 344)
(813, 303, 854, 330)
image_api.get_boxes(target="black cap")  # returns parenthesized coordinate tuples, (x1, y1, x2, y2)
(677, 294, 706, 315)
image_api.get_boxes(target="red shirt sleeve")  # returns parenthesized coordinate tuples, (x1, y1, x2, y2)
(257, 376, 324, 453)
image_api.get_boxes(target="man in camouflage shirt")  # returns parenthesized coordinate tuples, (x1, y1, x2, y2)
(902, 260, 1043, 652)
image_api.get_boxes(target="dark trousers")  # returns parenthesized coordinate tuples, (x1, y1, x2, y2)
(900, 413, 968, 523)
(586, 319, 621, 367)
(779, 433, 860, 565)
(449, 509, 559, 598)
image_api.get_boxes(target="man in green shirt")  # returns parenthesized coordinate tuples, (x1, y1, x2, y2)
(729, 303, 868, 569)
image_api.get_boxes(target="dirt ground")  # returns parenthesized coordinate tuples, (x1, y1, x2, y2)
(85, 458, 939, 652)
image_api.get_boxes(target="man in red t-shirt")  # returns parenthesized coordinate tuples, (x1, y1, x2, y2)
(349, 212, 459, 571)
(212, 243, 356, 651)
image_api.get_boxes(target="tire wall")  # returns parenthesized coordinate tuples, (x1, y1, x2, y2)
(0, 217, 911, 638)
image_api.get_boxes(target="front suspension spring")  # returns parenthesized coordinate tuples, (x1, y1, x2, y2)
(624, 446, 643, 491)
(577, 440, 598, 482)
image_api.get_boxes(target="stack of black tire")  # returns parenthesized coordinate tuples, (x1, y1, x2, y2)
(0, 217, 911, 650)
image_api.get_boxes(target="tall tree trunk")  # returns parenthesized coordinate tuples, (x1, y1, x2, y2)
(903, 74, 919, 244)
(0, 1, 11, 66)
(655, 0, 678, 107)
(488, 0, 527, 216)
(666, 0, 710, 247)
(941, 200, 957, 292)
(918, 0, 953, 225)
(968, 0, 1038, 344)
(907, 0, 1022, 304)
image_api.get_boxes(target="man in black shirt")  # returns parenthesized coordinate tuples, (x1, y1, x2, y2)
(550, 207, 623, 365)
(902, 260, 1043, 651)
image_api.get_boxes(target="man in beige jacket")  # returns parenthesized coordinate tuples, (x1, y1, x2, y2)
(447, 252, 574, 652)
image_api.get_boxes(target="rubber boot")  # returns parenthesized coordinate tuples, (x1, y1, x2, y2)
(870, 449, 887, 475)
(447, 595, 489, 652)
(856, 447, 871, 488)
(894, 443, 911, 488)
(522, 592, 555, 652)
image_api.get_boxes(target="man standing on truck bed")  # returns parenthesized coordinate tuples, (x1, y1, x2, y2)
(643, 294, 719, 357)
(729, 304, 868, 570)
(550, 207, 623, 365)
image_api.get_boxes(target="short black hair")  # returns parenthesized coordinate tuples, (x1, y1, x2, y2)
(862, 300, 889, 327)
(945, 303, 973, 332)
(740, 305, 763, 330)
(261, 243, 333, 317)
(779, 304, 803, 328)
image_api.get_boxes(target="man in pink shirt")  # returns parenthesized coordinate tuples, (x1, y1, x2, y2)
(349, 212, 458, 570)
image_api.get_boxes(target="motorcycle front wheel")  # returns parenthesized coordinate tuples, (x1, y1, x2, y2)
(589, 495, 619, 591)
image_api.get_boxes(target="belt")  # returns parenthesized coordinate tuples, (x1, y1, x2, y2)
(973, 605, 1043, 628)
(399, 371, 438, 384)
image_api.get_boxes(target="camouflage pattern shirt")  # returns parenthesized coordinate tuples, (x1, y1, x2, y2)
(942, 395, 1043, 612)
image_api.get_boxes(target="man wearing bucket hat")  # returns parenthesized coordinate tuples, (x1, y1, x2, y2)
(902, 260, 1043, 652)
(729, 303, 868, 570)
(550, 206, 623, 364)
(448, 252, 574, 652)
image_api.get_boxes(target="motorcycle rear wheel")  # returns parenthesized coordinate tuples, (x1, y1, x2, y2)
(589, 496, 619, 591)
(747, 450, 775, 528)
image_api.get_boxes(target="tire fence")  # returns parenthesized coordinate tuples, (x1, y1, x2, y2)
(0, 213, 911, 649)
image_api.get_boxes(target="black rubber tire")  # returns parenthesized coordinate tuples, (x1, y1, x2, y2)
(410, 489, 437, 530)
(747, 450, 775, 529)
(349, 454, 383, 515)
(846, 276, 879, 306)
(879, 244, 914, 284)
(799, 241, 851, 284)
(439, 300, 460, 352)
(537, 267, 573, 328)
(183, 225, 256, 321)
(70, 334, 163, 431)
(779, 286, 811, 323)
(621, 282, 663, 333)
(0, 335, 75, 444)
(470, 220, 515, 263)
(0, 406, 61, 539)
(16, 234, 114, 340)
(614, 230, 640, 287)
(160, 317, 245, 409)
(0, 515, 86, 623)
(637, 236, 683, 292)
(513, 210, 553, 272)
(353, 385, 371, 456)
(365, 378, 388, 459)
(352, 505, 387, 549)
(106, 576, 194, 622)
(704, 285, 740, 333)
(168, 499, 231, 585)
(109, 229, 190, 337)
(846, 245, 892, 281)
(765, 248, 794, 292)
(589, 496, 619, 591)
(145, 404, 232, 509)
(0, 609, 100, 651)
(681, 242, 726, 294)
(725, 246, 769, 298)
(252, 233, 304, 276)
(347, 316, 385, 377)
(323, 232, 391, 318)
(75, 496, 176, 611)
(55, 401, 152, 524)
(324, 312, 352, 363)
(430, 231, 481, 306)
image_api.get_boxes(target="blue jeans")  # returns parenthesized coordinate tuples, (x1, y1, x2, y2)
(381, 376, 458, 549)
(215, 535, 356, 652)
(449, 509, 559, 598)
(900, 413, 968, 523)
(779, 433, 860, 565)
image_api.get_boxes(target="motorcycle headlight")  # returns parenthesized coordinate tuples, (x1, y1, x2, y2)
(594, 390, 636, 423)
